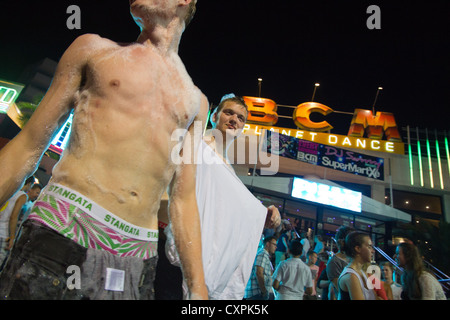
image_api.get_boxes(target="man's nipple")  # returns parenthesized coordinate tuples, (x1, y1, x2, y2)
(109, 79, 121, 88)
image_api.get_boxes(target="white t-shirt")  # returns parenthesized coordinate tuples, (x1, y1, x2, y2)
(273, 257, 313, 300)
(301, 238, 310, 257)
(165, 140, 268, 300)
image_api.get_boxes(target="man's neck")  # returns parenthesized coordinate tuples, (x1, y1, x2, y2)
(349, 259, 364, 272)
(204, 135, 235, 164)
(136, 21, 183, 54)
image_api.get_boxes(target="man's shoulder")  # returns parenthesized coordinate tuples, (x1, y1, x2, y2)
(255, 249, 269, 261)
(59, 34, 131, 68)
(66, 34, 123, 57)
(72, 33, 113, 46)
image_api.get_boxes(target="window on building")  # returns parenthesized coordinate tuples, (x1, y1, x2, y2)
(254, 193, 284, 211)
(284, 200, 317, 220)
(323, 209, 353, 228)
(386, 189, 442, 217)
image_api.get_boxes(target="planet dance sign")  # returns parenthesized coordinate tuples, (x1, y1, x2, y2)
(265, 131, 385, 180)
(242, 97, 404, 155)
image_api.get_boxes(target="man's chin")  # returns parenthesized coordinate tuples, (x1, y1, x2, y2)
(225, 129, 242, 139)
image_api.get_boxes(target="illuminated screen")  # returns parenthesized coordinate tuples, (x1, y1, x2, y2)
(49, 112, 73, 155)
(291, 177, 362, 212)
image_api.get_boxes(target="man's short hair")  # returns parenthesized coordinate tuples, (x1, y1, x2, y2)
(263, 236, 276, 246)
(210, 96, 249, 127)
(30, 184, 42, 190)
(307, 249, 317, 257)
(185, 0, 197, 27)
(343, 231, 369, 258)
(289, 239, 303, 256)
(217, 96, 248, 115)
(25, 176, 36, 186)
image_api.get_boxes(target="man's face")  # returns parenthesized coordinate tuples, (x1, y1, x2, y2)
(213, 101, 248, 138)
(358, 237, 375, 263)
(381, 264, 393, 280)
(28, 188, 41, 201)
(267, 239, 277, 255)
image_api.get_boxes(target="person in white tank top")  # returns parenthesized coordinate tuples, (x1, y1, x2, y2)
(338, 231, 376, 300)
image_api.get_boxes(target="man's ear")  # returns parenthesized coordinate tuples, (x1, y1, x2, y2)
(210, 110, 218, 127)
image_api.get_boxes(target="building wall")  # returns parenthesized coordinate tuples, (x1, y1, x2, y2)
(231, 132, 450, 223)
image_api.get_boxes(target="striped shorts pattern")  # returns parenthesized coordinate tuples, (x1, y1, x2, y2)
(28, 194, 157, 260)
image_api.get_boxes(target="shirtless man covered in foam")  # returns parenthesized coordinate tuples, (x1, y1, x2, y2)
(0, 0, 208, 300)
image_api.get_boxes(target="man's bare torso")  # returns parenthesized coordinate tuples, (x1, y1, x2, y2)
(51, 36, 204, 230)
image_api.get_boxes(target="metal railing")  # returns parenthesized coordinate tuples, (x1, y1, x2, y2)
(424, 260, 450, 293)
(374, 246, 403, 272)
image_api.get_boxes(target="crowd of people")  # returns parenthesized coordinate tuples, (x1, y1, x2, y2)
(244, 221, 447, 300)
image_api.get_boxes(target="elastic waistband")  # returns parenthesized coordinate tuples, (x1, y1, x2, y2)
(43, 183, 158, 242)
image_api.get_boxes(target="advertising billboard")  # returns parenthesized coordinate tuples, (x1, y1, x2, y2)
(265, 130, 385, 180)
(291, 177, 362, 213)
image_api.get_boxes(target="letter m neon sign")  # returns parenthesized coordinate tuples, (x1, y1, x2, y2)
(348, 109, 402, 142)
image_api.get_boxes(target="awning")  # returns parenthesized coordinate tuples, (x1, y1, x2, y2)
(239, 175, 411, 223)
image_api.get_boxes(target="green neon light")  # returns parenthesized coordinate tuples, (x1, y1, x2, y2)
(435, 139, 444, 189)
(204, 108, 212, 136)
(0, 103, 9, 113)
(417, 140, 424, 186)
(445, 136, 450, 180)
(408, 144, 414, 185)
(0, 86, 18, 104)
(426, 138, 434, 188)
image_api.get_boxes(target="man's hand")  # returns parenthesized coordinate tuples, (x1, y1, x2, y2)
(189, 285, 209, 300)
(5, 237, 14, 250)
(264, 205, 281, 229)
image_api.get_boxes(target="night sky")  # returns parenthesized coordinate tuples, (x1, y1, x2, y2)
(1, 0, 449, 135)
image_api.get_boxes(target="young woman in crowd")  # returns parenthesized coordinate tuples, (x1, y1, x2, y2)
(395, 242, 446, 300)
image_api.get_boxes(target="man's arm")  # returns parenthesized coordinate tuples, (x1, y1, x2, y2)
(167, 95, 209, 300)
(168, 163, 206, 299)
(326, 258, 340, 293)
(6, 194, 27, 250)
(0, 34, 96, 205)
(272, 278, 280, 291)
(255, 266, 268, 297)
(342, 273, 366, 300)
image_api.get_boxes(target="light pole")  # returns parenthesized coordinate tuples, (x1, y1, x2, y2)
(258, 78, 263, 97)
(311, 83, 320, 101)
(372, 86, 383, 114)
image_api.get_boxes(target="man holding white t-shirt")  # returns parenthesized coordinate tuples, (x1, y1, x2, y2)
(158, 95, 281, 300)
